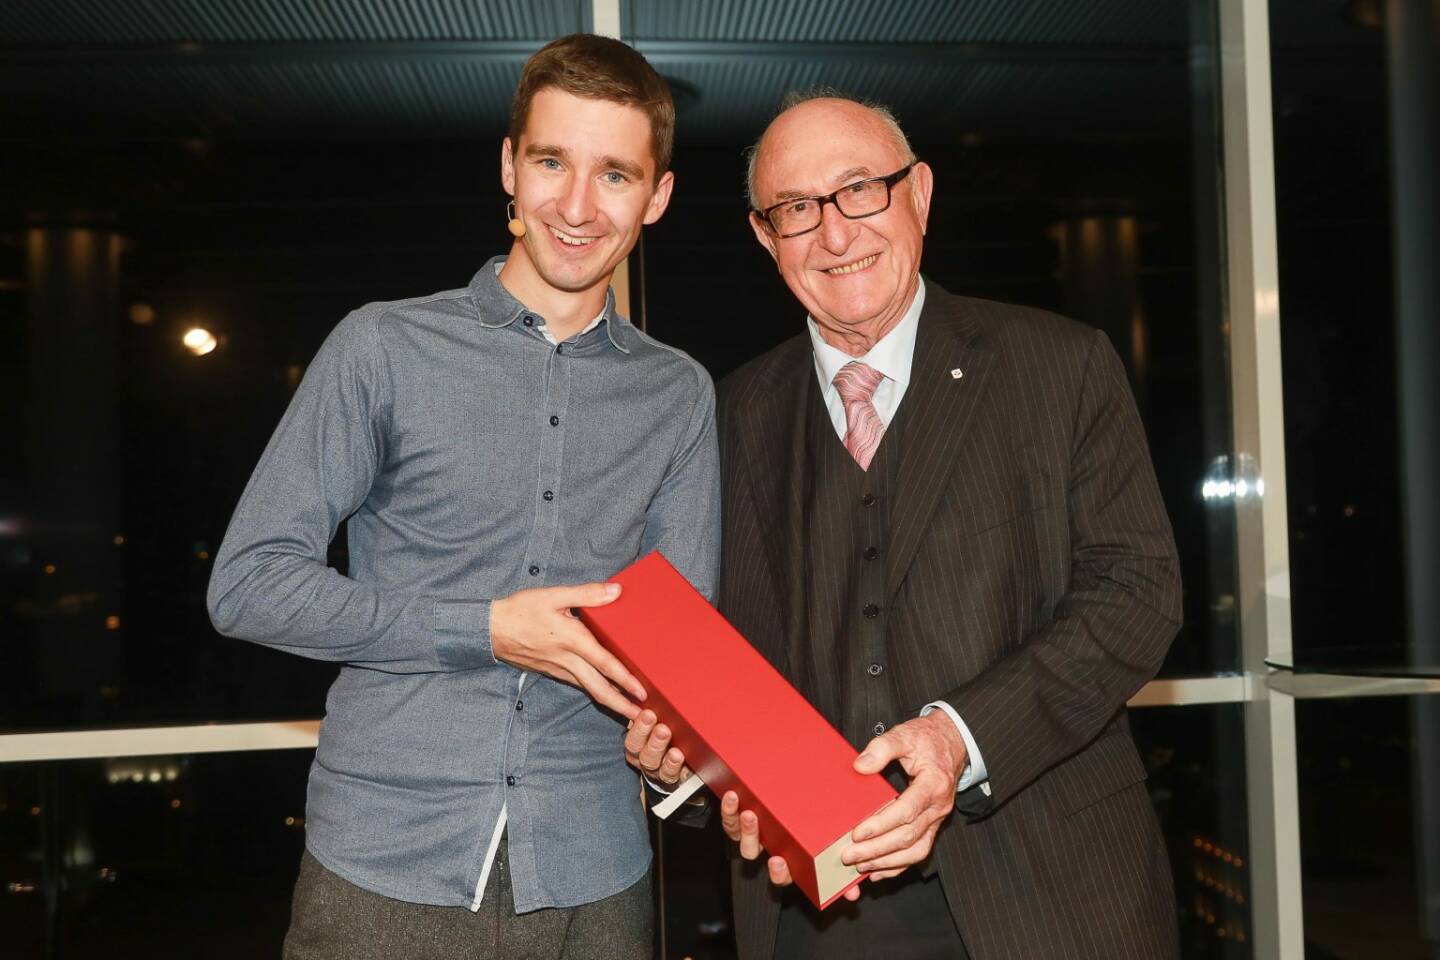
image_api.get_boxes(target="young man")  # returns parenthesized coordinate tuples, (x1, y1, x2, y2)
(207, 34, 718, 960)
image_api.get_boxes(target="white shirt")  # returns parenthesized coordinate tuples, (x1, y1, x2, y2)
(806, 282, 990, 796)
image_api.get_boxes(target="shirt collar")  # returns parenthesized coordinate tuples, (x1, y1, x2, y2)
(806, 280, 926, 391)
(467, 255, 632, 354)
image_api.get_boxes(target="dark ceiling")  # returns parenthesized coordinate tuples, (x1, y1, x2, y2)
(0, 0, 1379, 145)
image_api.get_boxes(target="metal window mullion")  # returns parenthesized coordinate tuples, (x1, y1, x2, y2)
(1218, 0, 1304, 956)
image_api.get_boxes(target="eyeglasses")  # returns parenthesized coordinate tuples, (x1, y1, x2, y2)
(753, 165, 914, 238)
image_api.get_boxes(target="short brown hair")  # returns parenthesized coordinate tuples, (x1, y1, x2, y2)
(509, 34, 675, 178)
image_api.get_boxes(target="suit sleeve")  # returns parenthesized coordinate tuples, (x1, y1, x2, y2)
(939, 329, 1181, 811)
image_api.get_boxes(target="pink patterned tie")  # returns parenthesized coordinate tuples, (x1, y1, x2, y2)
(832, 361, 886, 471)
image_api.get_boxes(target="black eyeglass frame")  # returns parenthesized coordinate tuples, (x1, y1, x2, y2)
(752, 164, 915, 238)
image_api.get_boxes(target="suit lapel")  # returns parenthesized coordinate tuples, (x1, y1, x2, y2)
(733, 338, 812, 668)
(885, 286, 995, 603)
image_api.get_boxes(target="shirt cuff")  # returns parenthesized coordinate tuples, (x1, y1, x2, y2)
(431, 598, 496, 668)
(920, 700, 992, 797)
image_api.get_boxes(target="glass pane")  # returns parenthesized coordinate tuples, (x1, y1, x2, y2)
(633, 0, 1237, 677)
(1297, 695, 1440, 958)
(1131, 704, 1253, 958)
(1270, 0, 1430, 667)
(0, 7, 583, 728)
(0, 750, 312, 959)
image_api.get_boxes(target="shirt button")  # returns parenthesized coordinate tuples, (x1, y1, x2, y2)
(863, 603, 880, 619)
(860, 493, 877, 507)
(549, 415, 560, 426)
(506, 775, 517, 787)
(873, 722, 886, 736)
(863, 546, 880, 561)
(867, 663, 883, 676)
(515, 700, 524, 712)
(542, 490, 555, 502)
(522, 315, 535, 327)
(527, 565, 539, 576)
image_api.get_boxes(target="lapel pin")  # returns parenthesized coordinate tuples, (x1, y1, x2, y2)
(950, 368, 964, 379)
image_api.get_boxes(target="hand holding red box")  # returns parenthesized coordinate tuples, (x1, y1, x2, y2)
(578, 551, 897, 909)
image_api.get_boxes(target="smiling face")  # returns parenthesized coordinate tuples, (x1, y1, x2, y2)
(749, 98, 933, 350)
(500, 87, 673, 319)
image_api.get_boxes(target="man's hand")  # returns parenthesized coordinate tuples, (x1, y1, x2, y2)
(624, 709, 692, 788)
(843, 712, 968, 880)
(719, 790, 863, 902)
(489, 583, 645, 719)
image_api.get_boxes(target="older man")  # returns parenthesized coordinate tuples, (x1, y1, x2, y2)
(702, 93, 1181, 959)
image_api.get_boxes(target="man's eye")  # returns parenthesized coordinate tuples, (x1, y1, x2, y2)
(603, 171, 627, 184)
(843, 181, 871, 195)
(540, 158, 562, 170)
(786, 200, 815, 216)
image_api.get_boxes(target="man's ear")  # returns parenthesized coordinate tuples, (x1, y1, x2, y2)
(748, 212, 779, 265)
(908, 161, 934, 236)
(642, 170, 676, 225)
(501, 137, 516, 196)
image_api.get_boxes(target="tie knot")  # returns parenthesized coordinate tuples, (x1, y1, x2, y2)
(832, 361, 884, 404)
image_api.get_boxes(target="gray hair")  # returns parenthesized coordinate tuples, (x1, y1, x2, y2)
(744, 87, 917, 211)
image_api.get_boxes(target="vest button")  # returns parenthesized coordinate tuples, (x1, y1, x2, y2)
(863, 546, 880, 561)
(506, 775, 517, 786)
(867, 663, 883, 676)
(522, 315, 535, 326)
(549, 415, 560, 426)
(515, 700, 524, 712)
(860, 492, 877, 507)
(862, 603, 880, 619)
(542, 490, 555, 502)
(528, 565, 540, 576)
(872, 722, 886, 736)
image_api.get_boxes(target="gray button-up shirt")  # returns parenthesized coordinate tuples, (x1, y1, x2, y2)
(207, 257, 719, 912)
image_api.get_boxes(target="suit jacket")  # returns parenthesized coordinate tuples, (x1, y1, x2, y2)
(716, 281, 1182, 960)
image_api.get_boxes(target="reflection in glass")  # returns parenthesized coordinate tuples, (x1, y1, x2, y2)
(1131, 705, 1252, 958)
(1296, 696, 1440, 958)
(1270, 0, 1409, 659)
(0, 751, 312, 959)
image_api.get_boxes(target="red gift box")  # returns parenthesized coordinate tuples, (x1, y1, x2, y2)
(579, 551, 897, 909)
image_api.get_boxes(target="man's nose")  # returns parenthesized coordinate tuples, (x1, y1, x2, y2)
(816, 201, 857, 255)
(557, 175, 597, 226)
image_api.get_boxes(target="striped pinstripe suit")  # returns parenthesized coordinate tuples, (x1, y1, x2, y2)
(716, 281, 1182, 960)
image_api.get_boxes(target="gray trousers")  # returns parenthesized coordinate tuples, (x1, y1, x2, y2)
(283, 839, 652, 960)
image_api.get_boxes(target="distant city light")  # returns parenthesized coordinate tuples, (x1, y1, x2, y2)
(105, 615, 120, 630)
(182, 327, 218, 356)
(106, 758, 183, 786)
(43, 564, 56, 575)
(128, 303, 156, 326)
(113, 535, 125, 546)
